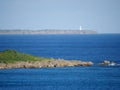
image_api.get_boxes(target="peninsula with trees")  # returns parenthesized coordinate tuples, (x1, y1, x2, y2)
(0, 49, 93, 69)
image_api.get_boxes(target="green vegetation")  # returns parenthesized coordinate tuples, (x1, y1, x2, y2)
(0, 49, 52, 63)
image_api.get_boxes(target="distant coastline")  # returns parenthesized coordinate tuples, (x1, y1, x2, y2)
(0, 30, 97, 34)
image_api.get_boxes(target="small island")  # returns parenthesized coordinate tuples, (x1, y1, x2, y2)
(0, 49, 93, 69)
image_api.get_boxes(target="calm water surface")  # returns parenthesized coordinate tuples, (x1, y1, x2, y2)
(0, 34, 120, 63)
(0, 66, 120, 90)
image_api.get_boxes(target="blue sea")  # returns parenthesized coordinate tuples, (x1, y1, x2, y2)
(0, 34, 120, 90)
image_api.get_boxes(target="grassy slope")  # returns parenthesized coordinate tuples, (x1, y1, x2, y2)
(0, 49, 52, 63)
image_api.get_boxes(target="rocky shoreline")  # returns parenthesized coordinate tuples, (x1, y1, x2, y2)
(0, 49, 94, 69)
(0, 59, 119, 69)
(0, 59, 93, 69)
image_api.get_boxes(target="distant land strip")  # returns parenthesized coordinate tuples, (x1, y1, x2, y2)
(0, 30, 97, 34)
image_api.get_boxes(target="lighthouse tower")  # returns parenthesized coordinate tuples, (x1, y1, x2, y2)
(80, 26, 82, 30)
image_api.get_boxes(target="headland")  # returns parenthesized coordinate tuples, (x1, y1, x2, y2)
(0, 49, 93, 69)
(0, 30, 97, 34)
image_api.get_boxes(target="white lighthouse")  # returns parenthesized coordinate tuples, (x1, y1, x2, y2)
(80, 26, 82, 30)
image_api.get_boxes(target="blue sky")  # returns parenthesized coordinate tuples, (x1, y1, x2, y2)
(0, 0, 120, 33)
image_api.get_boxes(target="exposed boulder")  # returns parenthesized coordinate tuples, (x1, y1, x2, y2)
(98, 60, 116, 66)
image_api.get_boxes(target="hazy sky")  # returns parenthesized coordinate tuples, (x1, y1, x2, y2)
(0, 0, 120, 33)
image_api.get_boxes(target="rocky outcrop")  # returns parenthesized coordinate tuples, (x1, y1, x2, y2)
(98, 60, 116, 66)
(0, 49, 94, 69)
(0, 60, 93, 69)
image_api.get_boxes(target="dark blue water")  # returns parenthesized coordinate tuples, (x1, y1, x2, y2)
(0, 34, 120, 63)
(0, 67, 120, 90)
(0, 34, 120, 90)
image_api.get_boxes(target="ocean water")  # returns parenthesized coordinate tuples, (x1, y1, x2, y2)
(0, 66, 120, 90)
(0, 34, 120, 90)
(0, 34, 120, 63)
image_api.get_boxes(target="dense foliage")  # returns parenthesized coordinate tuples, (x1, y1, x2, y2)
(0, 49, 52, 63)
